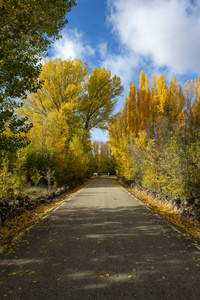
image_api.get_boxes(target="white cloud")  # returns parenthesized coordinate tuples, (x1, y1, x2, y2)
(100, 50, 140, 91)
(51, 28, 95, 61)
(107, 0, 200, 74)
(98, 41, 141, 92)
(99, 42, 108, 59)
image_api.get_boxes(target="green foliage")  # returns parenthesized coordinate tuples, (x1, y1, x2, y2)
(31, 169, 43, 187)
(0, 159, 15, 198)
(1, 0, 77, 101)
(0, 0, 76, 153)
(0, 107, 32, 155)
(13, 145, 58, 189)
(13, 148, 28, 191)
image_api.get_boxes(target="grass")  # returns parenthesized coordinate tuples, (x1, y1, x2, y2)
(22, 186, 49, 196)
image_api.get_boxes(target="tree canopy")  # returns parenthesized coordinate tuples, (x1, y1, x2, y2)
(0, 0, 77, 153)
(24, 58, 123, 142)
(13, 58, 123, 185)
(0, 0, 77, 101)
(78, 67, 124, 130)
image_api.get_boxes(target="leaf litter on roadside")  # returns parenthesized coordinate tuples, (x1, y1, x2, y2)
(115, 179, 200, 243)
(0, 180, 95, 249)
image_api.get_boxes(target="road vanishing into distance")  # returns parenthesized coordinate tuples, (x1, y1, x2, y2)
(0, 178, 200, 299)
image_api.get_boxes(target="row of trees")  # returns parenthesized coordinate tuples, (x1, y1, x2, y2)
(0, 58, 123, 196)
(1, 0, 80, 197)
(108, 71, 200, 197)
(90, 141, 116, 175)
(0, 1, 122, 198)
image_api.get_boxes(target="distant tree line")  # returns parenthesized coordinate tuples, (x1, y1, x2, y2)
(90, 141, 116, 175)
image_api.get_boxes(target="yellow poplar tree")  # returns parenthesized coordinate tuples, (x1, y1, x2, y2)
(127, 82, 137, 136)
(78, 67, 123, 130)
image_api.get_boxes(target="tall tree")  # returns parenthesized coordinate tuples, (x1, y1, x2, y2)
(109, 71, 200, 196)
(0, 0, 77, 153)
(24, 60, 123, 141)
(19, 59, 123, 185)
(78, 67, 124, 130)
(25, 58, 88, 139)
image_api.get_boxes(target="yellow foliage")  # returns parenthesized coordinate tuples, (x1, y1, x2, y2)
(27, 109, 68, 153)
(109, 71, 200, 196)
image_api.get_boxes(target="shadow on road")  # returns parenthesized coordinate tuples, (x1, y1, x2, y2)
(1, 201, 200, 299)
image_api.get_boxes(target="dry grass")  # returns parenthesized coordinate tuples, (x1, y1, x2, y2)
(22, 186, 49, 196)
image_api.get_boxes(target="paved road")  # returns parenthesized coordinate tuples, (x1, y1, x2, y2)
(0, 178, 200, 299)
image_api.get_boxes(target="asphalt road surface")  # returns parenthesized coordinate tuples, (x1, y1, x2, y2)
(0, 178, 200, 300)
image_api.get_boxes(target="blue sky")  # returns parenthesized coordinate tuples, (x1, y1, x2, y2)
(49, 0, 200, 141)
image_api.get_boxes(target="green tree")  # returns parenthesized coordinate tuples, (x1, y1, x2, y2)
(0, 0, 77, 153)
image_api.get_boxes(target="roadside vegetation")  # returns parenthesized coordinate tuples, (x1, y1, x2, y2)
(0, 57, 121, 200)
(0, 1, 121, 203)
(109, 71, 200, 199)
